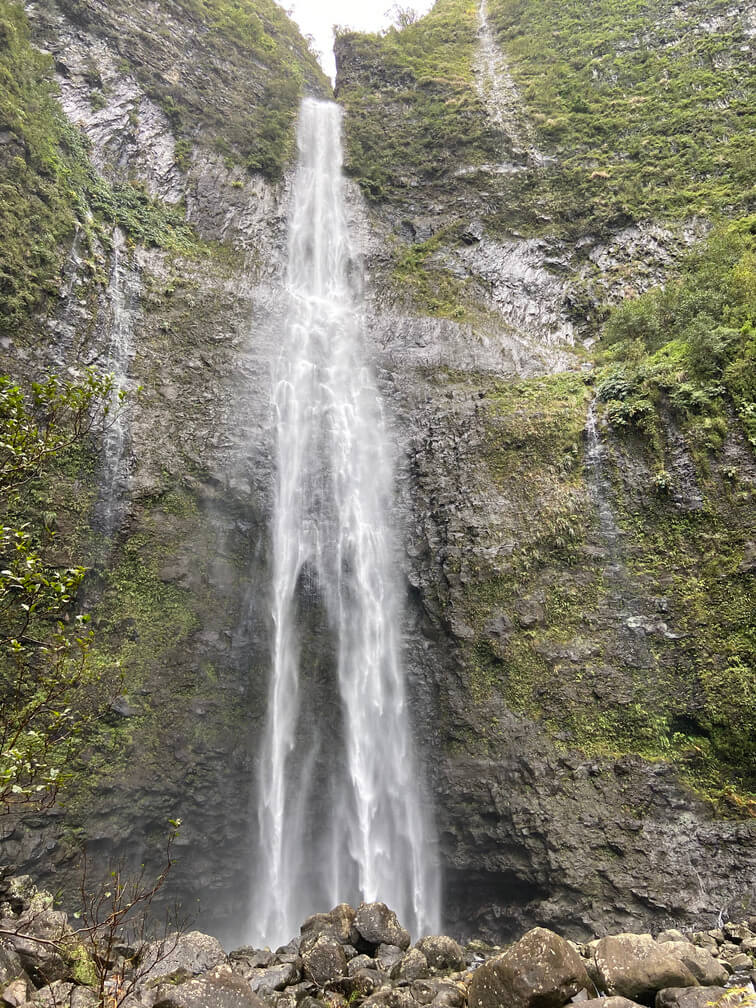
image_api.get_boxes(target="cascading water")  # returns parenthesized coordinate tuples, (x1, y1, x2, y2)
(96, 227, 136, 547)
(251, 98, 440, 948)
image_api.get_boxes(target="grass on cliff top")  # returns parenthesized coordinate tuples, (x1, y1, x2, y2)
(486, 0, 755, 234)
(338, 0, 753, 238)
(336, 0, 500, 201)
(40, 0, 329, 179)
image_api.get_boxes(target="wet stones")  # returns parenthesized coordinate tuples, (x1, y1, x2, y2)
(301, 935, 348, 986)
(468, 927, 593, 1008)
(355, 903, 412, 952)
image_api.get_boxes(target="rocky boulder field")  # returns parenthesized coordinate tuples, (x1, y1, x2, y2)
(1, 876, 755, 1008)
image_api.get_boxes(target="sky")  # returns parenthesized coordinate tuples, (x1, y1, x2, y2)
(279, 0, 436, 81)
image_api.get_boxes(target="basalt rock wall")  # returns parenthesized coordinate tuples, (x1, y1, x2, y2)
(0, 0, 754, 948)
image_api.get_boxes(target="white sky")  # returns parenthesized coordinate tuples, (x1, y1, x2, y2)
(278, 1, 436, 81)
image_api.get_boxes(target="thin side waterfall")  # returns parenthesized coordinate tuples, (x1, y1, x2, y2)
(96, 227, 136, 548)
(251, 98, 440, 948)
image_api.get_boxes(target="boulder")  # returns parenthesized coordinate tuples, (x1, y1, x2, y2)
(228, 948, 274, 971)
(355, 905, 410, 951)
(410, 980, 442, 1005)
(657, 933, 686, 945)
(415, 980, 465, 1008)
(302, 934, 348, 986)
(343, 969, 383, 998)
(468, 927, 593, 1008)
(0, 947, 28, 989)
(391, 948, 429, 982)
(576, 1000, 645, 1008)
(0, 914, 69, 986)
(246, 961, 300, 994)
(593, 935, 699, 1004)
(415, 937, 465, 974)
(151, 964, 267, 1008)
(376, 945, 404, 971)
(2, 978, 30, 1007)
(349, 955, 380, 975)
(722, 953, 752, 972)
(722, 924, 752, 944)
(658, 943, 727, 987)
(301, 905, 358, 949)
(655, 987, 729, 1008)
(139, 931, 226, 983)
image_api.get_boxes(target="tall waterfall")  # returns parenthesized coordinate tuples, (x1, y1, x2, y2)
(251, 99, 440, 948)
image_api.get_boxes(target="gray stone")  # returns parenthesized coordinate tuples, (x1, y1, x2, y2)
(722, 924, 752, 945)
(228, 948, 275, 971)
(391, 949, 429, 982)
(468, 928, 593, 1008)
(659, 943, 727, 986)
(593, 935, 699, 1004)
(0, 947, 28, 989)
(415, 937, 465, 974)
(0, 911, 69, 985)
(576, 999, 645, 1008)
(722, 954, 752, 971)
(410, 980, 441, 1005)
(355, 904, 410, 952)
(301, 905, 359, 949)
(348, 955, 379, 976)
(301, 935, 347, 986)
(247, 962, 300, 994)
(2, 978, 31, 1007)
(655, 987, 729, 1008)
(139, 931, 226, 983)
(375, 945, 404, 971)
(151, 965, 267, 1008)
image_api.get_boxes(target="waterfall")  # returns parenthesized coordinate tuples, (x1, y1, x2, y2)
(251, 98, 440, 948)
(96, 227, 135, 546)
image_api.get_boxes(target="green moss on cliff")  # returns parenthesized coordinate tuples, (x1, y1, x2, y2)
(0, 0, 210, 336)
(0, 0, 80, 334)
(337, 0, 499, 201)
(39, 0, 329, 178)
(448, 363, 754, 810)
(597, 216, 756, 451)
(339, 0, 753, 241)
(486, 0, 755, 232)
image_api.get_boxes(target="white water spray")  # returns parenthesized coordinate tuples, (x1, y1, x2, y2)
(252, 99, 440, 948)
(97, 227, 135, 544)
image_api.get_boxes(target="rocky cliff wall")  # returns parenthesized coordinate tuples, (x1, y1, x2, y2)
(335, 0, 755, 940)
(0, 0, 753, 949)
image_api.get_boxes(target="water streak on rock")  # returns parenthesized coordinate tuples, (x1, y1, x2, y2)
(96, 227, 136, 545)
(252, 98, 440, 948)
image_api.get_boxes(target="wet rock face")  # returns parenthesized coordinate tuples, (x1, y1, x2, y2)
(5, 0, 755, 951)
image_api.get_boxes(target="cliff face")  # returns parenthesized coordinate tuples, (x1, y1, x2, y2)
(1, 0, 754, 946)
(335, 0, 755, 939)
(1, 0, 329, 942)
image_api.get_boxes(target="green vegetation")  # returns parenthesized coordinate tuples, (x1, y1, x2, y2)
(486, 0, 755, 233)
(337, 0, 499, 201)
(44, 0, 329, 178)
(0, 372, 115, 811)
(0, 0, 83, 335)
(442, 357, 754, 810)
(340, 0, 753, 241)
(0, 0, 207, 337)
(596, 215, 756, 451)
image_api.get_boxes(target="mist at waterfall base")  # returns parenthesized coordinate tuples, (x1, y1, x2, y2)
(248, 99, 440, 949)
